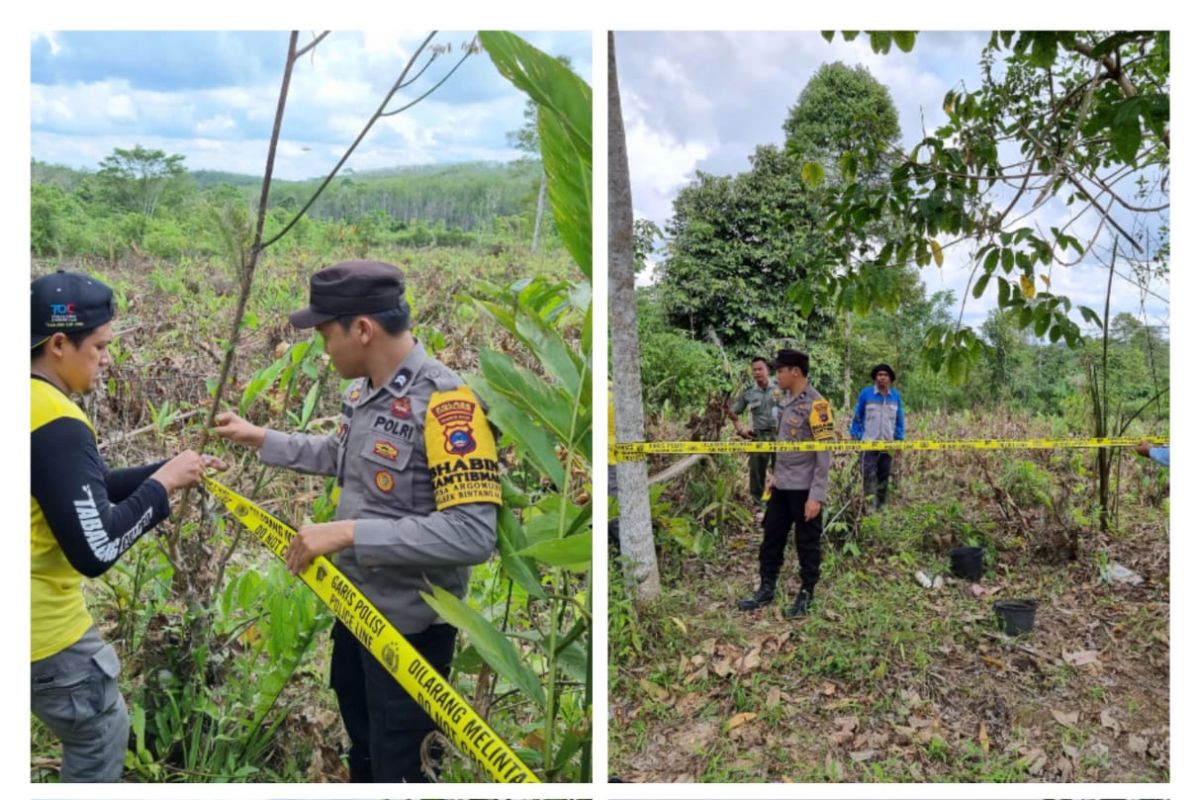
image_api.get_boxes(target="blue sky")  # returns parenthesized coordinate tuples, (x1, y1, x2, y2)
(615, 31, 1168, 334)
(31, 30, 592, 179)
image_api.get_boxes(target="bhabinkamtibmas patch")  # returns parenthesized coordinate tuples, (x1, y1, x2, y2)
(425, 386, 501, 509)
(809, 399, 835, 442)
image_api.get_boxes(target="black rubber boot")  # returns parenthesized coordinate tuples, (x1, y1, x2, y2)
(738, 580, 776, 610)
(784, 587, 814, 619)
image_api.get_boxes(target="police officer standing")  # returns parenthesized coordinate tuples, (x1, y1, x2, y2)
(214, 261, 499, 783)
(738, 349, 832, 618)
(726, 356, 778, 510)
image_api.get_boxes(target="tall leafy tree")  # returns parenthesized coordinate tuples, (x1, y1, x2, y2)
(659, 144, 832, 357)
(95, 145, 189, 217)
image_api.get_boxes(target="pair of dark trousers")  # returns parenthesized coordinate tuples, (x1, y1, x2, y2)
(862, 450, 893, 505)
(330, 620, 457, 783)
(759, 488, 823, 589)
(748, 431, 775, 505)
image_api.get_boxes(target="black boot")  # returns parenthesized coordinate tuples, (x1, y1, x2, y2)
(784, 587, 814, 618)
(738, 580, 776, 610)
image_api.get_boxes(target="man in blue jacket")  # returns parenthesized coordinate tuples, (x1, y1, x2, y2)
(849, 364, 904, 511)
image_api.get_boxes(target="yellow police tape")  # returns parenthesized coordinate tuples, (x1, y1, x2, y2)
(202, 477, 539, 784)
(609, 436, 1169, 462)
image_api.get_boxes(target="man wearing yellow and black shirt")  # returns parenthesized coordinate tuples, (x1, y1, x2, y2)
(31, 271, 219, 782)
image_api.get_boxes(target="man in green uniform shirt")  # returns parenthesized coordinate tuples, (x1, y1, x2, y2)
(726, 356, 778, 510)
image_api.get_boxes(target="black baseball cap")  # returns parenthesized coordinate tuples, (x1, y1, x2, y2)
(871, 363, 896, 381)
(288, 260, 406, 329)
(31, 270, 115, 348)
(770, 349, 810, 375)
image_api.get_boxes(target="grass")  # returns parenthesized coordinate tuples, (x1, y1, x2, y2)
(610, 412, 1169, 782)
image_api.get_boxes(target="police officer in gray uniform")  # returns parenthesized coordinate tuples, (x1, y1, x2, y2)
(215, 261, 498, 782)
(726, 356, 778, 509)
(738, 349, 832, 618)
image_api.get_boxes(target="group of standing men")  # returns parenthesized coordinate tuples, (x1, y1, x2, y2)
(726, 352, 904, 618)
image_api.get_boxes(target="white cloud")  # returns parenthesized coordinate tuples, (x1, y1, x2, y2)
(624, 95, 711, 225)
(31, 31, 61, 55)
(195, 114, 236, 135)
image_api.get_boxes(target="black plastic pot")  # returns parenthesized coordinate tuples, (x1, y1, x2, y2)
(948, 546, 984, 580)
(993, 599, 1038, 635)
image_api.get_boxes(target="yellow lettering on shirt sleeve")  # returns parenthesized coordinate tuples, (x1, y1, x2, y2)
(424, 386, 502, 509)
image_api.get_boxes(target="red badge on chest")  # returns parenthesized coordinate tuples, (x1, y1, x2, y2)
(391, 397, 411, 419)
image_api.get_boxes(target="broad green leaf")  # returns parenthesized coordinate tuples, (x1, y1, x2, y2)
(869, 31, 892, 54)
(929, 238, 944, 267)
(892, 31, 917, 53)
(972, 273, 989, 299)
(515, 309, 581, 398)
(983, 248, 1000, 274)
(947, 347, 967, 384)
(997, 278, 1011, 305)
(480, 31, 591, 278)
(800, 161, 825, 190)
(420, 583, 546, 709)
(496, 506, 546, 599)
(1110, 98, 1144, 164)
(300, 382, 319, 428)
(821, 31, 835, 43)
(517, 532, 591, 571)
(466, 374, 566, 489)
(1079, 305, 1103, 328)
(1034, 308, 1052, 337)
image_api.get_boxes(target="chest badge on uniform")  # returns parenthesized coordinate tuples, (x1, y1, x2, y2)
(373, 440, 399, 461)
(810, 398, 835, 442)
(431, 398, 477, 455)
(374, 470, 394, 493)
(391, 397, 411, 419)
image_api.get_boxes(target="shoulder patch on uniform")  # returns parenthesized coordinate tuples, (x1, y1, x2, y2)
(424, 385, 501, 509)
(810, 398, 835, 442)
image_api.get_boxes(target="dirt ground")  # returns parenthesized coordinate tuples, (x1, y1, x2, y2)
(609, 441, 1169, 782)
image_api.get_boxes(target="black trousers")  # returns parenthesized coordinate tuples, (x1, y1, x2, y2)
(759, 488, 823, 589)
(330, 620, 457, 783)
(862, 450, 894, 504)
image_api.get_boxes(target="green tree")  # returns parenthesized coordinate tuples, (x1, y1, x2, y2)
(808, 31, 1168, 379)
(95, 145, 190, 217)
(784, 61, 902, 182)
(659, 144, 832, 357)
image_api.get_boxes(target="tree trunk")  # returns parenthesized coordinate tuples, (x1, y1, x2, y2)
(842, 312, 852, 411)
(608, 32, 660, 602)
(532, 173, 547, 250)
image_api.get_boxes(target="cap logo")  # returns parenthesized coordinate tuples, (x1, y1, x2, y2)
(48, 303, 80, 326)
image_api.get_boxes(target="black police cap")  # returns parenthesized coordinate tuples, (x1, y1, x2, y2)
(31, 270, 115, 348)
(770, 349, 810, 375)
(289, 260, 406, 329)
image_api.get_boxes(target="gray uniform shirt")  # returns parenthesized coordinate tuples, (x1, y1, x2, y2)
(260, 341, 497, 634)
(731, 379, 779, 433)
(771, 382, 832, 502)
